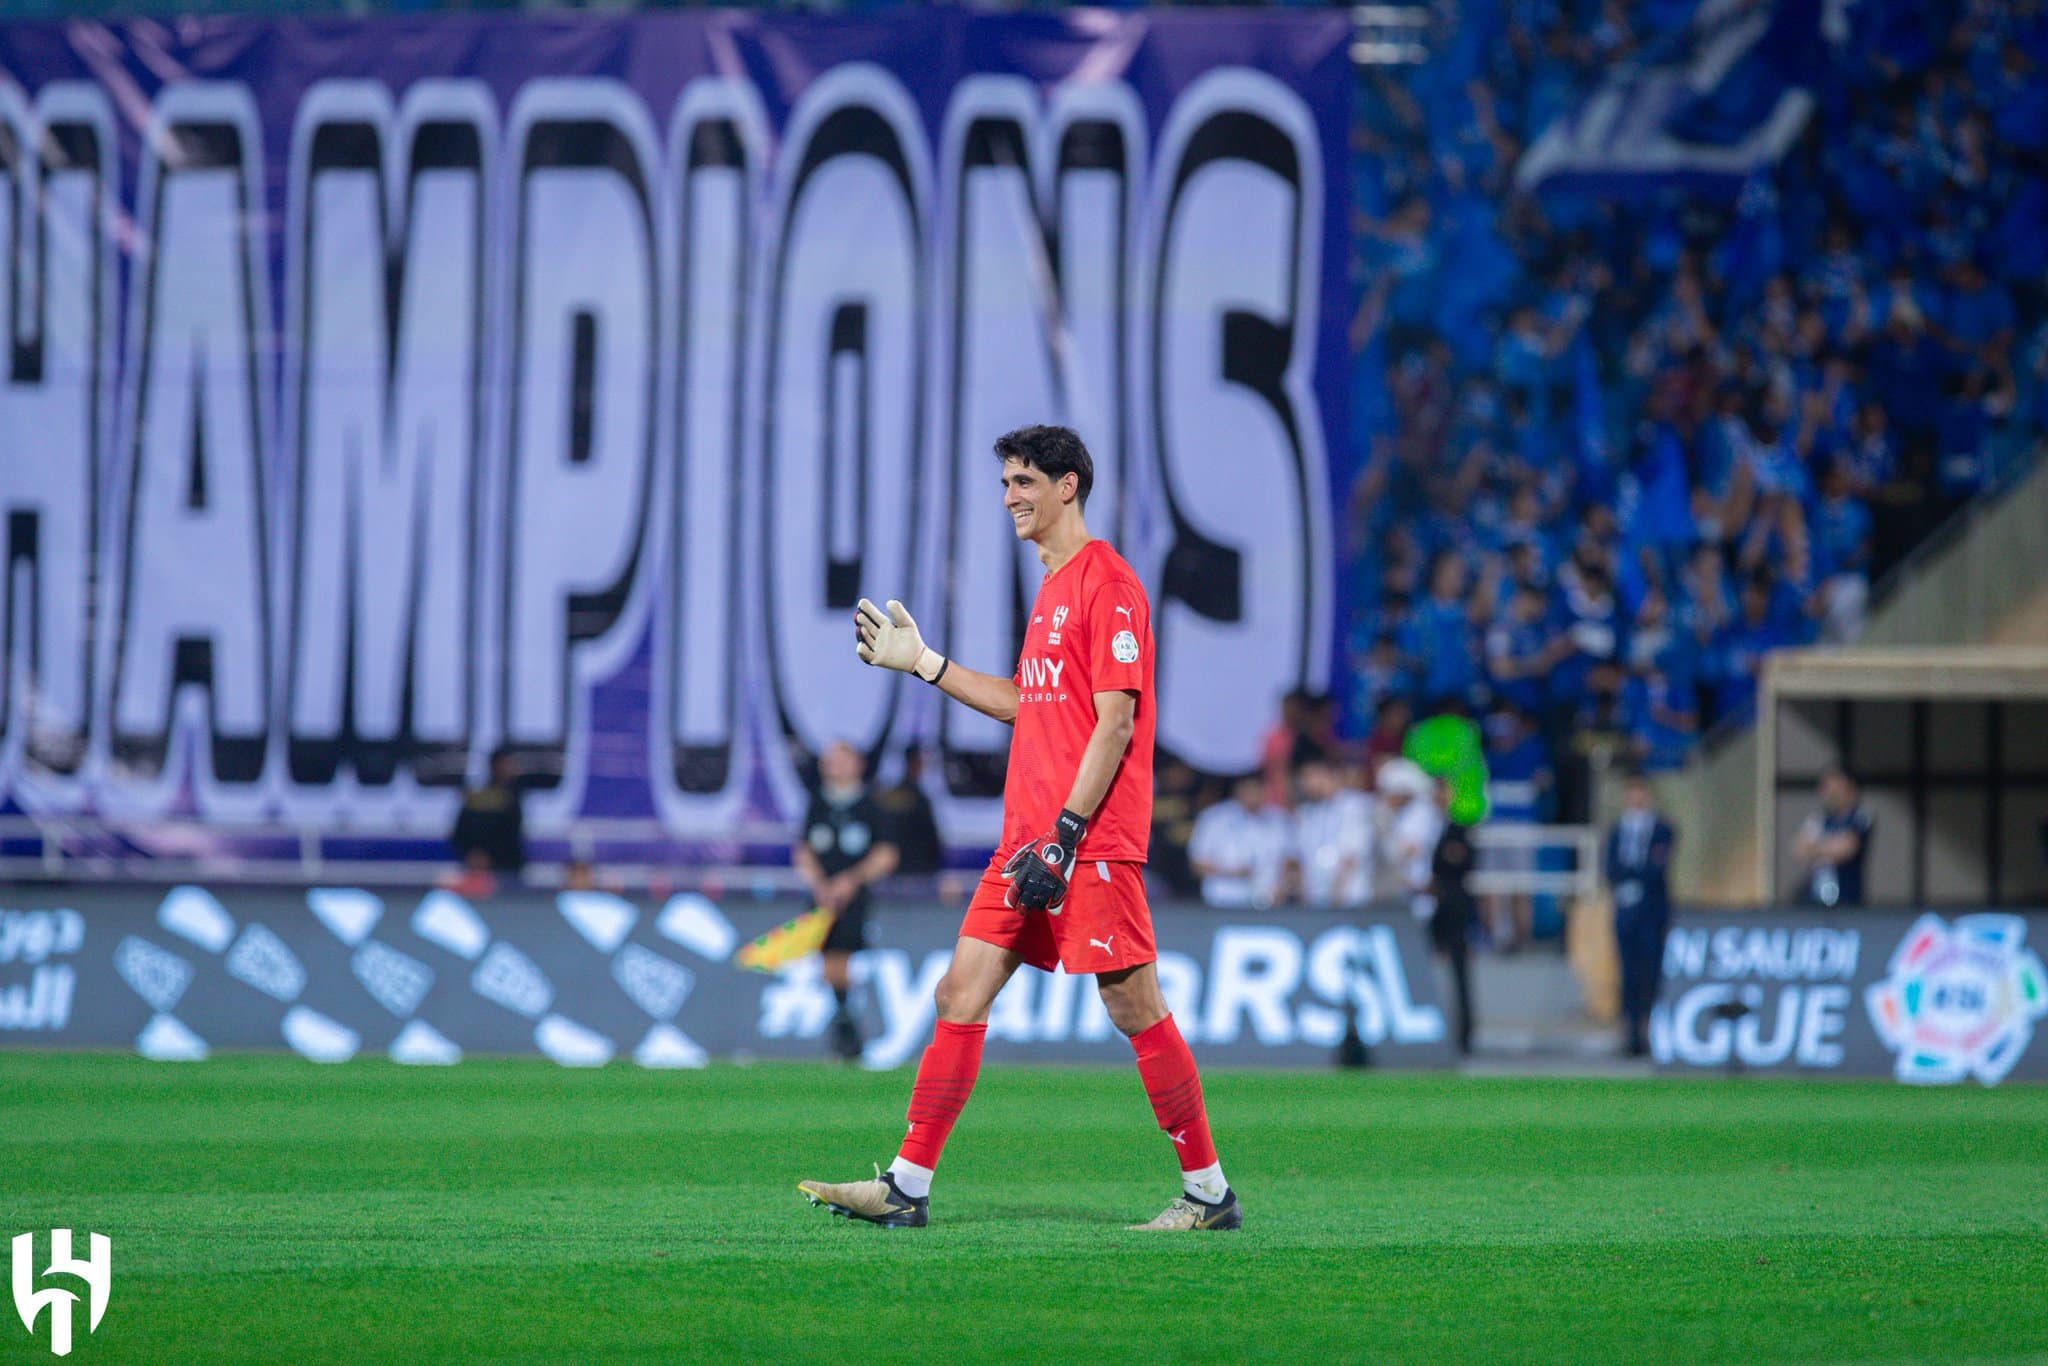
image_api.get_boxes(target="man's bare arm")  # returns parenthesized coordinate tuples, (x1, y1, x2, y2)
(854, 596, 1018, 724)
(1061, 689, 1137, 820)
(935, 661, 1020, 726)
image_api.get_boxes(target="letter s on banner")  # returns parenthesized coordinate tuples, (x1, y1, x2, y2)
(1146, 71, 1331, 775)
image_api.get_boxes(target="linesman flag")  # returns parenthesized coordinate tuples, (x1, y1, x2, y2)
(734, 908, 838, 972)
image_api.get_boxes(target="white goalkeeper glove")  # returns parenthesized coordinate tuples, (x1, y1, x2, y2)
(854, 597, 948, 684)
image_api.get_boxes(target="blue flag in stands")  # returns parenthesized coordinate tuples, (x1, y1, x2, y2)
(1516, 0, 1831, 197)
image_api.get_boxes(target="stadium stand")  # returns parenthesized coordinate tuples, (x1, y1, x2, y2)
(1343, 0, 2047, 806)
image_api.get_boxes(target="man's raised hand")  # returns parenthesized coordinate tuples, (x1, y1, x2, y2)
(854, 598, 948, 685)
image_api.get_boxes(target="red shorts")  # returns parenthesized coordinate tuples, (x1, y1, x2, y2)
(959, 856, 1157, 974)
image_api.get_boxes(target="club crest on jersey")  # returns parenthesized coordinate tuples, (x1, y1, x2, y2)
(1112, 630, 1140, 664)
(1047, 605, 1069, 645)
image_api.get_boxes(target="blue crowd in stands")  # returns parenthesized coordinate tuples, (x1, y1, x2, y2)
(1342, 0, 2046, 805)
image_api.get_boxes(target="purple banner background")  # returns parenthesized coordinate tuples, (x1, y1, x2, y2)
(0, 9, 1352, 868)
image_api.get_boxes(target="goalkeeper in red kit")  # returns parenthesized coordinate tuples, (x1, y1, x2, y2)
(797, 424, 1239, 1232)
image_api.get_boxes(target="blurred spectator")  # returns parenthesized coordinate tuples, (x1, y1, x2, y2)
(1715, 573, 1796, 726)
(1808, 459, 1872, 642)
(1429, 790, 1477, 1056)
(563, 857, 598, 892)
(1406, 551, 1481, 710)
(1348, 634, 1414, 734)
(1794, 765, 1874, 908)
(1261, 689, 1339, 808)
(1150, 759, 1206, 899)
(1376, 757, 1442, 920)
(1483, 704, 1553, 950)
(794, 740, 899, 1061)
(875, 748, 942, 877)
(1188, 774, 1291, 910)
(1486, 578, 1566, 720)
(1361, 695, 1414, 780)
(1604, 772, 1675, 1058)
(1290, 757, 1375, 909)
(450, 746, 526, 882)
(1622, 651, 1700, 774)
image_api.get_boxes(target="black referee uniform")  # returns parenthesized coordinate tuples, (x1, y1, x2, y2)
(803, 789, 891, 954)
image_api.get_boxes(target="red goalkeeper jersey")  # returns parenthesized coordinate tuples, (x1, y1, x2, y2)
(1001, 538, 1154, 864)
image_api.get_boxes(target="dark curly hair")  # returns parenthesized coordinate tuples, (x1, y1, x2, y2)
(993, 424, 1093, 508)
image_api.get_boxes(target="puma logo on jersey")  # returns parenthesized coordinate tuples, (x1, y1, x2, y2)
(1018, 657, 1066, 689)
(1113, 604, 1134, 620)
(1089, 935, 1116, 954)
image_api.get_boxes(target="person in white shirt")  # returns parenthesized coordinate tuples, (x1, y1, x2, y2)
(1291, 757, 1376, 908)
(1376, 757, 1444, 921)
(1188, 774, 1292, 909)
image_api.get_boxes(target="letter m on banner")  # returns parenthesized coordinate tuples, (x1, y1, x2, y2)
(12, 1230, 111, 1357)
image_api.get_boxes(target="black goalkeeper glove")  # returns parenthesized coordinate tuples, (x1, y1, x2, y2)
(1001, 809, 1088, 912)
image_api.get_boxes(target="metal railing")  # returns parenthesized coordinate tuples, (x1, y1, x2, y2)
(1466, 822, 1603, 899)
(0, 812, 815, 893)
(0, 810, 1607, 899)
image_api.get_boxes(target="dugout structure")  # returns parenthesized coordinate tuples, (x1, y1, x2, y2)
(1757, 647, 2048, 908)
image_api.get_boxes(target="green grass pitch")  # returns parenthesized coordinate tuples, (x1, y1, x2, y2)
(3, 1053, 2045, 1363)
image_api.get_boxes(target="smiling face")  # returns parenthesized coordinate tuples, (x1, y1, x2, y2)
(1000, 457, 1075, 543)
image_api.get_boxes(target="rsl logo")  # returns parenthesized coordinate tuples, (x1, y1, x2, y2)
(12, 1231, 111, 1357)
(1865, 914, 2048, 1085)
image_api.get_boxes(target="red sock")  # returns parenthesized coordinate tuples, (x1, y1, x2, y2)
(1129, 1014, 1219, 1172)
(896, 1020, 985, 1170)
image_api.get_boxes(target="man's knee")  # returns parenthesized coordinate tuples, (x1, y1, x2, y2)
(934, 971, 988, 1024)
(933, 974, 963, 1022)
(1097, 978, 1169, 1037)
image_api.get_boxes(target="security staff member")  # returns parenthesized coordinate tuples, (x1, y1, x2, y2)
(1604, 771, 1675, 1057)
(451, 747, 526, 881)
(1430, 795, 1477, 1057)
(794, 740, 900, 1061)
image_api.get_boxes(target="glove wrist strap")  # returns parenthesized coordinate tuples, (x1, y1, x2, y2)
(915, 649, 948, 685)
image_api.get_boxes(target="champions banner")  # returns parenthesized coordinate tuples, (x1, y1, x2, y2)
(0, 885, 1454, 1068)
(0, 12, 1351, 852)
(1653, 911, 2048, 1085)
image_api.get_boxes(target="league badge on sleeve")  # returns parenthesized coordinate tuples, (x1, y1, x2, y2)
(1112, 630, 1140, 664)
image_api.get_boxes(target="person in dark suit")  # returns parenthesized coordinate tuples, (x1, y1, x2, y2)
(874, 747, 943, 877)
(450, 747, 526, 884)
(1604, 771, 1675, 1057)
(1428, 781, 1477, 1056)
